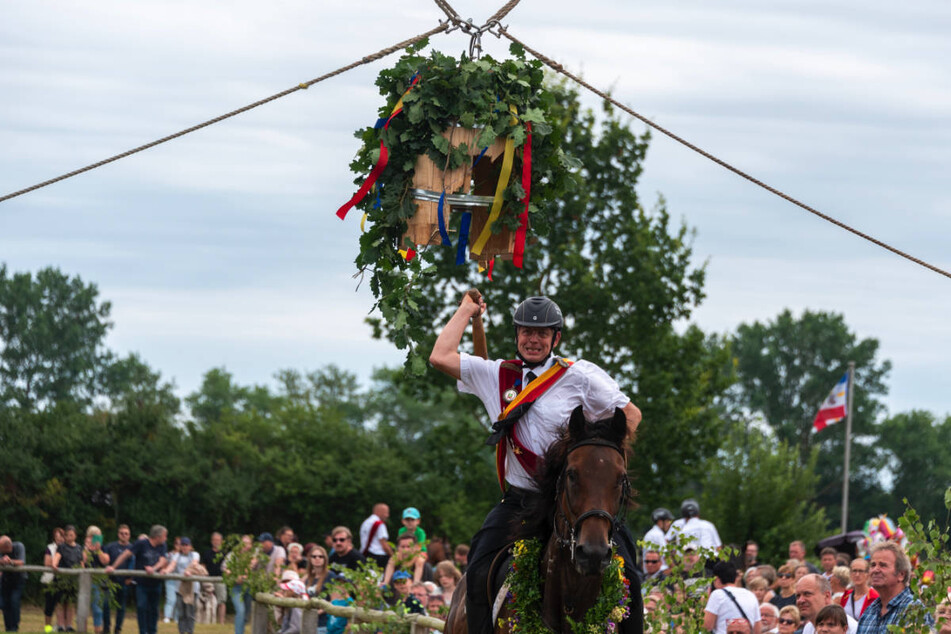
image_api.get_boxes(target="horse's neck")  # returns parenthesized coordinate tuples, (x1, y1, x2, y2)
(540, 539, 603, 632)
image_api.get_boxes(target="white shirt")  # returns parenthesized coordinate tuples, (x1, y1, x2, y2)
(668, 517, 722, 550)
(801, 614, 858, 634)
(705, 587, 761, 634)
(458, 353, 629, 490)
(643, 524, 669, 571)
(359, 513, 389, 556)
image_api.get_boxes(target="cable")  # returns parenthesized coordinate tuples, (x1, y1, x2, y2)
(499, 28, 951, 282)
(0, 22, 449, 205)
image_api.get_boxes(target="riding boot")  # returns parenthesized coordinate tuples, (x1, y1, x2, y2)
(615, 524, 644, 634)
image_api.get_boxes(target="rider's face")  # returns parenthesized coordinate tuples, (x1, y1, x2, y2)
(517, 327, 559, 363)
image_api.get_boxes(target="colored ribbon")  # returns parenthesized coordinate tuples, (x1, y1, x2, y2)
(455, 212, 472, 265)
(487, 257, 495, 281)
(513, 122, 532, 268)
(336, 74, 420, 220)
(437, 190, 452, 246)
(470, 105, 518, 255)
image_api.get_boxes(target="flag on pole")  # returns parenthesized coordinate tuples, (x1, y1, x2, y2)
(813, 372, 849, 432)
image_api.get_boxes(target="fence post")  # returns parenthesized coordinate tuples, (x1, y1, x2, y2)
(301, 608, 319, 634)
(251, 599, 269, 634)
(76, 570, 91, 633)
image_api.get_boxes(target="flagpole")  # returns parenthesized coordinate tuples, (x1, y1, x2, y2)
(841, 361, 855, 534)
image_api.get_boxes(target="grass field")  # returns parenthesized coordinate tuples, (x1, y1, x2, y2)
(13, 605, 234, 634)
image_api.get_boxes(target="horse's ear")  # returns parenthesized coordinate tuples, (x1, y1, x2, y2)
(568, 405, 587, 440)
(608, 407, 628, 445)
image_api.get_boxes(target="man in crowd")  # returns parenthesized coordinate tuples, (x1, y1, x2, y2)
(819, 547, 838, 579)
(200, 532, 227, 625)
(327, 527, 365, 570)
(840, 557, 877, 620)
(103, 524, 134, 634)
(789, 541, 820, 573)
(796, 574, 857, 634)
(360, 504, 392, 569)
(0, 535, 26, 632)
(643, 508, 673, 572)
(743, 541, 759, 570)
(703, 561, 761, 633)
(453, 545, 468, 574)
(856, 541, 932, 632)
(276, 527, 295, 552)
(256, 533, 286, 580)
(642, 550, 668, 585)
(759, 603, 779, 633)
(106, 525, 169, 634)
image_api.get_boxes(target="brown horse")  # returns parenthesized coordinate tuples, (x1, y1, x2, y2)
(446, 406, 635, 634)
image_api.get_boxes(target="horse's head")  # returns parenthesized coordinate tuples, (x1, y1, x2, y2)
(556, 405, 631, 576)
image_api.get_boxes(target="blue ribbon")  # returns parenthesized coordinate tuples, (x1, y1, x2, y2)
(437, 190, 452, 247)
(456, 212, 472, 264)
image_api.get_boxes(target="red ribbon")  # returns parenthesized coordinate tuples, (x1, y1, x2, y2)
(513, 122, 532, 268)
(336, 75, 420, 220)
(487, 257, 495, 281)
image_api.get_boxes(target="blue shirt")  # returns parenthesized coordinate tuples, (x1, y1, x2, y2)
(855, 587, 933, 633)
(129, 538, 167, 588)
(104, 541, 133, 582)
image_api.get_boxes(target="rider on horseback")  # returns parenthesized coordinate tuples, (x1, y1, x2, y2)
(430, 291, 643, 634)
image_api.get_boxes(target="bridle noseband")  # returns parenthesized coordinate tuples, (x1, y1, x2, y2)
(553, 438, 632, 562)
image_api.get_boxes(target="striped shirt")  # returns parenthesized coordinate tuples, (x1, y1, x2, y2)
(855, 587, 933, 633)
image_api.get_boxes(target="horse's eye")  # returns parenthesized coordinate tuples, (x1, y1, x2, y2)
(566, 469, 579, 483)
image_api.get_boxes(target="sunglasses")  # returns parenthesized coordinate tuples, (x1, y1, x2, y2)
(311, 554, 325, 559)
(778, 573, 793, 578)
(850, 569, 868, 573)
(645, 559, 661, 564)
(778, 618, 796, 625)
(332, 537, 349, 543)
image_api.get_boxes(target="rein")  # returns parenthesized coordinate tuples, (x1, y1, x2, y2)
(552, 438, 631, 562)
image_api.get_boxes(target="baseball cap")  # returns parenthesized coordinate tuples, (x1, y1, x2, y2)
(257, 532, 274, 542)
(402, 507, 421, 520)
(392, 571, 412, 582)
(179, 537, 191, 546)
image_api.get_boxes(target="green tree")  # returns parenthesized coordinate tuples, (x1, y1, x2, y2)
(0, 265, 113, 410)
(370, 85, 734, 509)
(700, 423, 829, 562)
(728, 309, 892, 527)
(878, 411, 951, 524)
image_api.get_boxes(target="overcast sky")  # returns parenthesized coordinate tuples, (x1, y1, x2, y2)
(2, 0, 949, 417)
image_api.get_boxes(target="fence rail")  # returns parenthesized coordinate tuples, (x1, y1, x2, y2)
(251, 591, 446, 634)
(0, 565, 223, 633)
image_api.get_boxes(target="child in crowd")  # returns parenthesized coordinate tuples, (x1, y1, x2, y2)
(397, 508, 427, 552)
(276, 574, 307, 634)
(391, 571, 425, 615)
(176, 552, 209, 634)
(326, 582, 354, 634)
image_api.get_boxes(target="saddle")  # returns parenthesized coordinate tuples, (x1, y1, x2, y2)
(488, 544, 516, 623)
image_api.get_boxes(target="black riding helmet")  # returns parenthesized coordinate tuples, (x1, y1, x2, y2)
(513, 297, 563, 365)
(651, 507, 674, 524)
(681, 498, 700, 519)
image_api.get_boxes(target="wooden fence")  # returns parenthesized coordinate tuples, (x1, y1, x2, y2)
(251, 592, 446, 634)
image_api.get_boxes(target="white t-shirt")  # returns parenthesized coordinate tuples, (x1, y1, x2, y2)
(359, 513, 389, 556)
(705, 587, 761, 634)
(668, 517, 722, 550)
(801, 615, 858, 634)
(642, 524, 669, 571)
(458, 354, 629, 490)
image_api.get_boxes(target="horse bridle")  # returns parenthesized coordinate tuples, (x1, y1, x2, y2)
(553, 438, 632, 563)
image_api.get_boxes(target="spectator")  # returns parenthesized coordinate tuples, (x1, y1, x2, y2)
(326, 527, 365, 571)
(642, 550, 668, 585)
(789, 542, 819, 574)
(835, 553, 851, 568)
(0, 535, 27, 632)
(839, 558, 877, 621)
(106, 525, 169, 634)
(777, 606, 800, 634)
(285, 543, 305, 574)
(84, 526, 111, 634)
(163, 537, 199, 623)
(410, 582, 430, 615)
(759, 603, 779, 633)
(770, 564, 797, 609)
(391, 572, 424, 615)
(221, 534, 255, 634)
(743, 542, 759, 570)
(162, 537, 182, 623)
(426, 538, 449, 566)
(453, 544, 469, 574)
(359, 503, 392, 569)
(814, 605, 849, 634)
(256, 533, 286, 579)
(276, 573, 306, 634)
(382, 534, 431, 585)
(794, 574, 857, 634)
(829, 566, 850, 602)
(303, 546, 332, 634)
(427, 591, 447, 618)
(795, 564, 811, 582)
(200, 532, 228, 625)
(757, 565, 777, 594)
(935, 599, 951, 634)
(52, 525, 84, 632)
(703, 561, 761, 634)
(856, 541, 933, 632)
(175, 556, 209, 634)
(748, 577, 770, 605)
(643, 508, 674, 572)
(819, 548, 838, 579)
(42, 527, 66, 633)
(276, 527, 296, 552)
(398, 508, 428, 552)
(326, 583, 354, 634)
(433, 561, 461, 600)
(103, 525, 134, 634)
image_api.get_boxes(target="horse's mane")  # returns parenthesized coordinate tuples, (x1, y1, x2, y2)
(513, 413, 633, 543)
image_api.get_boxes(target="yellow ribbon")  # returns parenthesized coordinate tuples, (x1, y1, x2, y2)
(360, 212, 367, 232)
(499, 358, 573, 420)
(470, 105, 517, 256)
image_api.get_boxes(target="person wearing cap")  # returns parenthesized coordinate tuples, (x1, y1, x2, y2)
(397, 507, 428, 552)
(255, 532, 286, 578)
(430, 292, 643, 634)
(162, 538, 200, 624)
(276, 571, 307, 634)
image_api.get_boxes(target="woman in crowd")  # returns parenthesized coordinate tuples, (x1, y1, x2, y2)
(51, 525, 84, 631)
(43, 527, 66, 632)
(813, 605, 848, 634)
(84, 526, 111, 634)
(777, 605, 800, 634)
(770, 563, 797, 609)
(433, 561, 461, 601)
(303, 546, 332, 634)
(286, 543, 305, 575)
(829, 566, 850, 602)
(222, 535, 256, 634)
(163, 536, 182, 623)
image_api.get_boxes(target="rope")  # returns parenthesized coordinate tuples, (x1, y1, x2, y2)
(0, 22, 449, 205)
(488, 0, 523, 23)
(432, 0, 461, 23)
(500, 28, 951, 282)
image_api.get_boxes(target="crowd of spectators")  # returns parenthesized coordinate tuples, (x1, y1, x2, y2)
(0, 504, 470, 634)
(640, 504, 947, 633)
